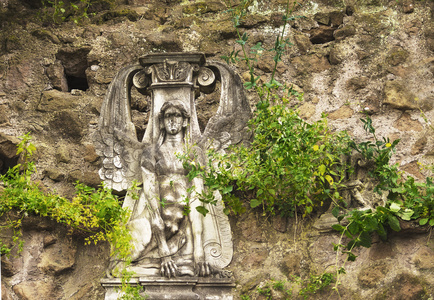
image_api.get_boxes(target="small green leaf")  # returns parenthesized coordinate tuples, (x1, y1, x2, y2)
(388, 215, 401, 232)
(251, 42, 264, 51)
(332, 243, 341, 251)
(399, 208, 414, 221)
(318, 164, 326, 175)
(419, 218, 429, 225)
(196, 206, 209, 216)
(389, 202, 401, 213)
(429, 218, 434, 227)
(250, 199, 262, 208)
(222, 185, 233, 194)
(331, 206, 340, 218)
(243, 81, 254, 89)
(358, 231, 372, 248)
(332, 224, 345, 232)
(325, 175, 334, 185)
(346, 252, 357, 261)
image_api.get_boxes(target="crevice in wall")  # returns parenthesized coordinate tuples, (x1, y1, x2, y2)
(65, 74, 89, 91)
(55, 47, 91, 92)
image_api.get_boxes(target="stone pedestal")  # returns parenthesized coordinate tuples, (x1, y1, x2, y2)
(101, 277, 235, 300)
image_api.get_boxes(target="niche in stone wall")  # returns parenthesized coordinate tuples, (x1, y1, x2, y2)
(0, 134, 19, 175)
(54, 47, 91, 92)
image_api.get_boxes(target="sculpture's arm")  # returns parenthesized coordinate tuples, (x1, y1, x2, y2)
(189, 176, 211, 276)
(141, 162, 178, 278)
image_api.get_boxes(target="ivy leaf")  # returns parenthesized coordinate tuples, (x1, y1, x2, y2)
(364, 216, 378, 231)
(251, 42, 264, 51)
(348, 221, 360, 235)
(332, 243, 342, 251)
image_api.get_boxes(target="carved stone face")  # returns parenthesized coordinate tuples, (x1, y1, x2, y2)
(163, 106, 184, 135)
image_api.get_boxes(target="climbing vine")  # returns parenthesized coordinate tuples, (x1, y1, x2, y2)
(0, 133, 143, 298)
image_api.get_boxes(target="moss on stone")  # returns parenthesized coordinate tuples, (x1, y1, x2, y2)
(357, 13, 391, 35)
(172, 16, 200, 29)
(87, 0, 116, 14)
(386, 48, 409, 66)
(31, 29, 61, 44)
(93, 8, 139, 24)
(204, 19, 237, 39)
(182, 2, 226, 15)
(239, 14, 268, 28)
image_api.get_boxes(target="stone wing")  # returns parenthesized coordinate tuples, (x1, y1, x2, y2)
(93, 64, 144, 191)
(199, 61, 252, 152)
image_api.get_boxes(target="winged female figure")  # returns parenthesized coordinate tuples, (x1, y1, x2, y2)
(93, 53, 251, 278)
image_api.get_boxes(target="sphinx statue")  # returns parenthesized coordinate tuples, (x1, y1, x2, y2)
(93, 53, 251, 281)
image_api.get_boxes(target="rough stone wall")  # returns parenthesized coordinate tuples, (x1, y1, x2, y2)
(0, 0, 433, 299)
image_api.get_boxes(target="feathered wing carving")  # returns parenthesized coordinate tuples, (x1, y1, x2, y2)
(200, 61, 252, 152)
(93, 64, 144, 191)
(200, 62, 252, 269)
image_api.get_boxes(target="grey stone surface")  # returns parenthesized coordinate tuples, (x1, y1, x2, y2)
(102, 277, 235, 300)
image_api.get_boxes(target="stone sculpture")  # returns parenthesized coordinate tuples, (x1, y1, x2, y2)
(94, 53, 251, 285)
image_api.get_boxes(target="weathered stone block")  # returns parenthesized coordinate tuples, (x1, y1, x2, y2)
(383, 81, 418, 110)
(102, 277, 235, 300)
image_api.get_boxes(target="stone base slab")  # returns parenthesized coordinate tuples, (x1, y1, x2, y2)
(101, 277, 235, 300)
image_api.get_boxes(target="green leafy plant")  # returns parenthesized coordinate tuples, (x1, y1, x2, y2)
(241, 279, 292, 300)
(179, 0, 353, 218)
(223, 0, 303, 100)
(330, 116, 433, 293)
(40, 0, 115, 24)
(182, 104, 353, 217)
(347, 115, 434, 226)
(297, 272, 335, 299)
(0, 133, 143, 298)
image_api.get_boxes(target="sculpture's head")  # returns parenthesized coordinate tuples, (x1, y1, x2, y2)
(159, 100, 190, 135)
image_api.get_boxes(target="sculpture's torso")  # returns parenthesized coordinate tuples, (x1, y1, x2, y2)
(156, 142, 189, 235)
